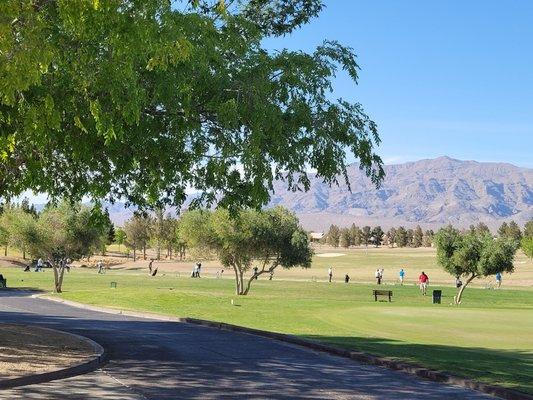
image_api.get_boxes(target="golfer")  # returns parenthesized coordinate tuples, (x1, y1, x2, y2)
(399, 268, 405, 285)
(418, 271, 429, 295)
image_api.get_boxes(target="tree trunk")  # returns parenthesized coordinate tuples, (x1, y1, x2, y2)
(143, 245, 146, 260)
(133, 248, 136, 262)
(455, 274, 477, 305)
(232, 266, 241, 295)
(4, 245, 7, 256)
(22, 248, 26, 260)
(52, 263, 66, 293)
(57, 265, 66, 293)
(52, 264, 59, 292)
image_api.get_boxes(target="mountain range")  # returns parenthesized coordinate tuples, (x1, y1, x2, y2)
(269, 156, 532, 231)
(37, 157, 531, 231)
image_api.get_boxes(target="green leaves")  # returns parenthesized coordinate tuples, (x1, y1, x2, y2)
(0, 0, 383, 212)
(435, 227, 518, 279)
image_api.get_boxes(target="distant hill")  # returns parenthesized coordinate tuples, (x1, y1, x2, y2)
(269, 156, 532, 231)
(31, 157, 533, 231)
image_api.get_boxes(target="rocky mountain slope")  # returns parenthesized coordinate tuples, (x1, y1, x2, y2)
(49, 157, 531, 231)
(269, 156, 532, 230)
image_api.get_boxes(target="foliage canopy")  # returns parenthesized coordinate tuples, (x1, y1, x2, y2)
(0, 0, 383, 210)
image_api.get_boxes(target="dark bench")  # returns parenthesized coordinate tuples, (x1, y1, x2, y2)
(0, 278, 6, 288)
(373, 289, 392, 302)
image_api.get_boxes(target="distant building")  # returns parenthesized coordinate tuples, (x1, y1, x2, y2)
(309, 232, 324, 242)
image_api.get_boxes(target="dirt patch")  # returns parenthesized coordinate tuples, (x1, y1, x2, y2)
(0, 324, 96, 380)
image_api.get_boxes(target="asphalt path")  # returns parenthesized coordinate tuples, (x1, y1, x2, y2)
(0, 290, 495, 399)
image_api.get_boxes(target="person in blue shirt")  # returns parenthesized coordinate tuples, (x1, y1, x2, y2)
(495, 272, 502, 288)
(399, 268, 405, 285)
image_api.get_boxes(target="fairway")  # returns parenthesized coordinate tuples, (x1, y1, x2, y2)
(1, 263, 532, 394)
(103, 244, 533, 287)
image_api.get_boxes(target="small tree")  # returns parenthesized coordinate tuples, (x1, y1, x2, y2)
(524, 220, 533, 238)
(521, 237, 533, 259)
(36, 203, 105, 293)
(371, 226, 383, 247)
(2, 207, 37, 259)
(507, 221, 522, 242)
(326, 225, 340, 247)
(386, 227, 396, 248)
(123, 214, 151, 261)
(423, 229, 434, 247)
(350, 224, 361, 246)
(435, 226, 517, 304)
(396, 226, 408, 247)
(497, 222, 508, 237)
(413, 225, 423, 247)
(475, 222, 491, 236)
(115, 228, 127, 253)
(361, 226, 371, 246)
(180, 207, 312, 295)
(339, 228, 351, 248)
(406, 228, 414, 247)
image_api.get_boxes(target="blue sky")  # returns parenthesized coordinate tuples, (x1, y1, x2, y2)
(264, 0, 533, 167)
(19, 1, 533, 204)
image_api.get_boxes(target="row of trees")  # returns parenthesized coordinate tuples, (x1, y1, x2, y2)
(324, 224, 434, 248)
(323, 220, 533, 251)
(117, 209, 186, 262)
(0, 202, 111, 292)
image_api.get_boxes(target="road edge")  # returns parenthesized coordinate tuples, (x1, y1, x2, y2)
(36, 294, 531, 400)
(0, 324, 106, 390)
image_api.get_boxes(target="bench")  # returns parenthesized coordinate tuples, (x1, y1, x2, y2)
(0, 278, 6, 288)
(373, 289, 392, 302)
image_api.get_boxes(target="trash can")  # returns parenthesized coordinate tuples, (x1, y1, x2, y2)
(432, 290, 442, 304)
(110, 281, 117, 289)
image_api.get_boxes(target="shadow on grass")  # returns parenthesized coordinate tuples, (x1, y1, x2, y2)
(0, 289, 498, 400)
(302, 334, 533, 395)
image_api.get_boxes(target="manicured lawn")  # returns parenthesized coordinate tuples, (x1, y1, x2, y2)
(2, 266, 532, 394)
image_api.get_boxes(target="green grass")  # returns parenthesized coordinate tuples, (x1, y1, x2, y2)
(1, 266, 532, 394)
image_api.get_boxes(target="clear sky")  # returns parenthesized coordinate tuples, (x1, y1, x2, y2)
(264, 0, 533, 167)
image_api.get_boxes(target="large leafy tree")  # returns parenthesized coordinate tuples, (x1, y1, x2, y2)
(434, 226, 518, 304)
(0, 0, 383, 210)
(180, 207, 312, 295)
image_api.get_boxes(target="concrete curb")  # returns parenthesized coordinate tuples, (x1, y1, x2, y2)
(0, 325, 106, 390)
(36, 295, 531, 400)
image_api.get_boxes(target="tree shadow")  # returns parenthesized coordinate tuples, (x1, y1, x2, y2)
(302, 334, 532, 395)
(0, 290, 499, 399)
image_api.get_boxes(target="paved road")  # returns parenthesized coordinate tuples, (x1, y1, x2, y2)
(0, 290, 495, 400)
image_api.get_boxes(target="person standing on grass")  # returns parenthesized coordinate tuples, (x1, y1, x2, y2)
(148, 259, 154, 274)
(375, 269, 381, 285)
(196, 262, 202, 278)
(191, 264, 197, 278)
(344, 273, 350, 283)
(399, 268, 405, 285)
(253, 266, 259, 280)
(328, 267, 333, 282)
(97, 260, 105, 274)
(495, 272, 502, 288)
(36, 258, 43, 272)
(418, 271, 429, 295)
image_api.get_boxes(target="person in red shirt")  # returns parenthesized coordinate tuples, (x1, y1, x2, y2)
(418, 271, 429, 295)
